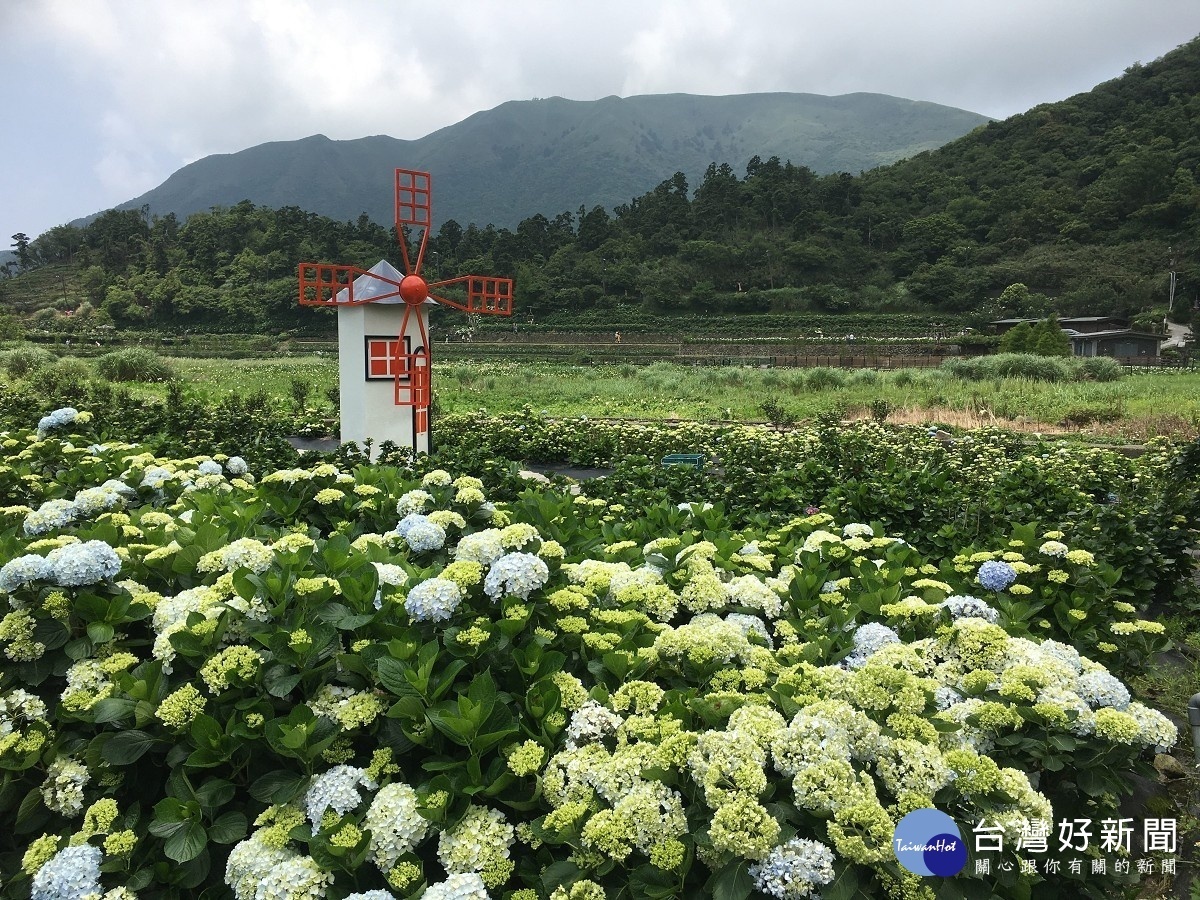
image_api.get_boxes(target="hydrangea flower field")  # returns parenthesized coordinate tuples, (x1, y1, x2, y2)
(0, 407, 1195, 899)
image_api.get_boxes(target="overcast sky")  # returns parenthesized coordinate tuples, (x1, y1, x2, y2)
(4, 0, 1200, 244)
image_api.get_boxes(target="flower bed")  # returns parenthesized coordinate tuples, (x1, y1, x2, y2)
(0, 410, 1187, 899)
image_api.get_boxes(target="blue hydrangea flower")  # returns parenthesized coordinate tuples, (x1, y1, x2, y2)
(46, 540, 121, 587)
(404, 578, 464, 622)
(225, 456, 249, 475)
(404, 520, 446, 553)
(1076, 670, 1131, 710)
(934, 686, 963, 711)
(36, 407, 79, 438)
(141, 466, 176, 489)
(197, 460, 223, 475)
(30, 844, 102, 899)
(0, 554, 53, 593)
(976, 560, 1017, 592)
(23, 499, 79, 536)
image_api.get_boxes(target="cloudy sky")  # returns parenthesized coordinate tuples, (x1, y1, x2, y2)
(4, 0, 1199, 244)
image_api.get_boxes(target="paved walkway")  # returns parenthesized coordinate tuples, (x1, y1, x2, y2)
(1164, 322, 1193, 349)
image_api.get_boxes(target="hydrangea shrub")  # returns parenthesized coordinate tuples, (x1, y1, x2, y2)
(0, 412, 1182, 899)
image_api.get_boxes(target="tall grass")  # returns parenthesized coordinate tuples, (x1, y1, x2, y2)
(2, 346, 56, 379)
(940, 353, 1123, 383)
(94, 347, 176, 382)
(36, 352, 1195, 439)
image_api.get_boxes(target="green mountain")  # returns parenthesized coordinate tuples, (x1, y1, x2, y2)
(98, 92, 989, 229)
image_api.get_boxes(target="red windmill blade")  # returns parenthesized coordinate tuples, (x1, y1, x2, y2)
(298, 168, 514, 438)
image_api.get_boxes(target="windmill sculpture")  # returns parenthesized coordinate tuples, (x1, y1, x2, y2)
(298, 169, 513, 456)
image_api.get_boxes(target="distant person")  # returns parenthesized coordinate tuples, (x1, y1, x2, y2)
(614, 331, 622, 344)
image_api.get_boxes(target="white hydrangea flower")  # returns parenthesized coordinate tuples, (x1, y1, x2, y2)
(41, 757, 90, 817)
(396, 490, 433, 517)
(798, 530, 841, 556)
(875, 737, 954, 798)
(750, 837, 836, 899)
(565, 700, 624, 750)
(404, 578, 464, 622)
(45, 540, 121, 587)
(1125, 701, 1178, 752)
(364, 782, 429, 872)
(484, 552, 549, 601)
(454, 530, 506, 566)
(303, 766, 376, 834)
(23, 498, 78, 536)
(198, 538, 274, 575)
(1075, 670, 1131, 710)
(404, 519, 447, 553)
(373, 563, 407, 586)
(725, 574, 783, 619)
(422, 873, 489, 900)
(437, 806, 514, 878)
(422, 469, 453, 488)
(254, 854, 333, 900)
(226, 833, 295, 900)
(31, 844, 102, 899)
(940, 595, 999, 623)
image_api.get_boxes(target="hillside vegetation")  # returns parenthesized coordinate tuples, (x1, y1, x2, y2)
(71, 92, 989, 232)
(3, 37, 1198, 334)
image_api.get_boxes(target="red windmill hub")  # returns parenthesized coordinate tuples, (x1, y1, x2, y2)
(298, 169, 514, 437)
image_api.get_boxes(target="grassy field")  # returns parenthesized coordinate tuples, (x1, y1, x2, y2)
(153, 355, 1200, 440)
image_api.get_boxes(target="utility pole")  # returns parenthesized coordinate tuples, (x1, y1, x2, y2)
(1167, 246, 1177, 322)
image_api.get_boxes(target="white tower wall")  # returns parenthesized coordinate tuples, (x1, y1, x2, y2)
(337, 300, 431, 458)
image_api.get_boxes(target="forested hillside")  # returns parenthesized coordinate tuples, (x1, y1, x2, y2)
(4, 36, 1198, 334)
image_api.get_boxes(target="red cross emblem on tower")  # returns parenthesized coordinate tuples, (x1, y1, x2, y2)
(298, 169, 514, 437)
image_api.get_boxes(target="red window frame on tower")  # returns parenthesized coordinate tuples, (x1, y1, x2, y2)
(364, 336, 411, 381)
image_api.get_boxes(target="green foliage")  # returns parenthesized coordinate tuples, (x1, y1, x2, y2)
(1032, 317, 1071, 357)
(2, 345, 55, 379)
(998, 322, 1035, 354)
(93, 347, 176, 383)
(427, 411, 1199, 611)
(22, 357, 95, 401)
(1075, 357, 1123, 382)
(758, 398, 796, 429)
(941, 354, 1076, 382)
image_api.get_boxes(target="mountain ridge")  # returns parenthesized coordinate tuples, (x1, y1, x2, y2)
(92, 91, 989, 230)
